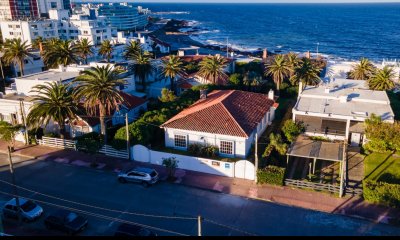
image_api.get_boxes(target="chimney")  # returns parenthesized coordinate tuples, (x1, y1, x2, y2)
(200, 89, 207, 99)
(268, 89, 274, 100)
(178, 50, 185, 57)
(262, 48, 268, 60)
(324, 87, 330, 94)
(305, 51, 311, 59)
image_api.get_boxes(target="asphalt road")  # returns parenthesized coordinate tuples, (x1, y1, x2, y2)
(0, 153, 399, 236)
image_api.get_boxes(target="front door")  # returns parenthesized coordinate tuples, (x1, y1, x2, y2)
(350, 133, 362, 147)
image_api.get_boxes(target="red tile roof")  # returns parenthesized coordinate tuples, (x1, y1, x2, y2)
(161, 90, 275, 138)
(119, 91, 147, 110)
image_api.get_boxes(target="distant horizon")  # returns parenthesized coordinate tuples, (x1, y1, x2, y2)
(71, 0, 400, 3)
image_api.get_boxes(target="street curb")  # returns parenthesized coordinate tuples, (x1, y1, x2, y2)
(0, 149, 38, 160)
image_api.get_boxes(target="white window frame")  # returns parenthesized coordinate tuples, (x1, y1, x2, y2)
(219, 140, 234, 156)
(174, 134, 187, 149)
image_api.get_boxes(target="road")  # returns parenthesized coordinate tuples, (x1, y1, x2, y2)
(0, 153, 399, 236)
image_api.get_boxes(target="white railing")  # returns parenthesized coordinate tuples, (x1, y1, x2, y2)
(37, 137, 76, 150)
(99, 145, 129, 159)
(285, 179, 341, 194)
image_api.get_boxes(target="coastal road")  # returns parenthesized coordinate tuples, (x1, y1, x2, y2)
(0, 153, 399, 236)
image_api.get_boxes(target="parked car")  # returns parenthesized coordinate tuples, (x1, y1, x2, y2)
(44, 209, 88, 235)
(117, 167, 159, 187)
(114, 223, 157, 236)
(2, 198, 43, 221)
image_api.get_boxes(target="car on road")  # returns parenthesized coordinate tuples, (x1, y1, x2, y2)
(44, 209, 88, 235)
(2, 198, 43, 221)
(113, 223, 157, 236)
(117, 167, 159, 187)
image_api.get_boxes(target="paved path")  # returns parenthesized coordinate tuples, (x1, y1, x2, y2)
(0, 141, 399, 229)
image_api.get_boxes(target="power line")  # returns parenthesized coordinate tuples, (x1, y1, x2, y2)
(203, 218, 258, 236)
(0, 190, 189, 236)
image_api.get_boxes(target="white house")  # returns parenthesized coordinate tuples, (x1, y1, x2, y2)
(292, 79, 395, 146)
(161, 89, 278, 158)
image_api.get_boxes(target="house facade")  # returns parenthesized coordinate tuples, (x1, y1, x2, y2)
(292, 79, 395, 146)
(161, 90, 278, 158)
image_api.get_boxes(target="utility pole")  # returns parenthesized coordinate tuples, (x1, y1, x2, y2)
(316, 42, 320, 59)
(197, 215, 202, 236)
(18, 99, 28, 145)
(7, 146, 21, 225)
(125, 113, 130, 160)
(254, 132, 258, 183)
(226, 37, 229, 58)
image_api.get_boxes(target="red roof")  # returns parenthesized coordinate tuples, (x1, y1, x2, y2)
(119, 91, 147, 110)
(178, 82, 193, 89)
(161, 90, 275, 138)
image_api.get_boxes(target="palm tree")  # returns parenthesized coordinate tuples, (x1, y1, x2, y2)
(368, 66, 396, 91)
(2, 38, 33, 76)
(286, 52, 300, 78)
(98, 40, 114, 63)
(198, 55, 228, 85)
(349, 58, 376, 80)
(31, 36, 44, 51)
(130, 51, 156, 92)
(27, 82, 79, 138)
(265, 54, 291, 91)
(42, 39, 79, 68)
(161, 55, 185, 92)
(262, 133, 288, 158)
(123, 40, 141, 61)
(0, 43, 6, 91)
(290, 58, 321, 87)
(75, 38, 94, 64)
(73, 65, 127, 136)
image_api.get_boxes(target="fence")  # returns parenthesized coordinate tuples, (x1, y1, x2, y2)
(37, 137, 76, 150)
(99, 145, 129, 159)
(284, 179, 341, 195)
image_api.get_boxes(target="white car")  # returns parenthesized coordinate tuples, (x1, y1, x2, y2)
(118, 167, 159, 187)
(2, 198, 43, 221)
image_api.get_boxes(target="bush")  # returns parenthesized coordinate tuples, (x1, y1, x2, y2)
(282, 120, 305, 142)
(200, 145, 219, 158)
(257, 165, 286, 186)
(228, 73, 243, 86)
(363, 180, 400, 208)
(28, 127, 44, 144)
(74, 132, 103, 154)
(162, 157, 179, 181)
(188, 143, 202, 156)
(44, 132, 60, 138)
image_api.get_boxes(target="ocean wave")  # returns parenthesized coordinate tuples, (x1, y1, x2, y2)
(152, 11, 190, 15)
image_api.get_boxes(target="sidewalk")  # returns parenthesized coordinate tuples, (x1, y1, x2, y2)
(1, 141, 399, 227)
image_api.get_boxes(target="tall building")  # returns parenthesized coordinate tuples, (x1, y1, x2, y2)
(0, 0, 40, 20)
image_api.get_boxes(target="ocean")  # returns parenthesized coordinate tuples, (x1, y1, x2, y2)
(138, 3, 400, 61)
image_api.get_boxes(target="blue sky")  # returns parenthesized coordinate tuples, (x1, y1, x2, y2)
(132, 0, 400, 2)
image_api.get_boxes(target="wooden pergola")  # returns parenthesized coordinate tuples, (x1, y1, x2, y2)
(286, 135, 347, 197)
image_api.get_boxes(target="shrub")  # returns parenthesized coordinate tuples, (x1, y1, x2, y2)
(363, 180, 400, 208)
(44, 132, 60, 138)
(188, 143, 202, 156)
(309, 136, 330, 142)
(200, 145, 219, 158)
(159, 88, 177, 103)
(74, 132, 103, 154)
(282, 120, 305, 142)
(28, 127, 44, 144)
(228, 73, 242, 86)
(257, 165, 286, 186)
(162, 157, 179, 180)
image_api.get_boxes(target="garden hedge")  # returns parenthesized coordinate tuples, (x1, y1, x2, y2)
(257, 165, 286, 186)
(363, 180, 400, 208)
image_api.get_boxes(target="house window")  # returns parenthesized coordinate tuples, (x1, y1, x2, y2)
(220, 141, 233, 155)
(174, 134, 187, 148)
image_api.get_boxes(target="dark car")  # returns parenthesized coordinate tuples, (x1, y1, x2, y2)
(44, 209, 88, 235)
(114, 223, 157, 236)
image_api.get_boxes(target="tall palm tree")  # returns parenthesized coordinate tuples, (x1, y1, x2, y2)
(368, 66, 396, 91)
(198, 55, 228, 85)
(286, 52, 300, 78)
(73, 65, 126, 136)
(27, 82, 79, 138)
(31, 36, 44, 51)
(0, 43, 6, 91)
(130, 51, 156, 92)
(42, 39, 79, 68)
(123, 40, 141, 61)
(262, 133, 288, 158)
(290, 58, 321, 87)
(161, 55, 185, 92)
(349, 58, 376, 80)
(2, 38, 33, 76)
(98, 40, 114, 63)
(265, 54, 291, 91)
(75, 38, 94, 64)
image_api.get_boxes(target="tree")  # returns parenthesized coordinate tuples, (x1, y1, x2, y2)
(282, 120, 305, 142)
(262, 133, 288, 158)
(368, 66, 396, 91)
(2, 38, 33, 76)
(198, 55, 228, 85)
(290, 58, 321, 87)
(161, 55, 185, 92)
(73, 65, 126, 136)
(98, 40, 114, 63)
(75, 38, 94, 64)
(0, 121, 22, 151)
(42, 39, 79, 68)
(31, 36, 44, 51)
(0, 42, 6, 91)
(162, 157, 179, 181)
(27, 82, 79, 138)
(130, 51, 156, 92)
(364, 114, 400, 153)
(286, 52, 300, 78)
(265, 54, 291, 90)
(159, 88, 177, 102)
(228, 73, 242, 86)
(123, 40, 141, 61)
(349, 58, 376, 80)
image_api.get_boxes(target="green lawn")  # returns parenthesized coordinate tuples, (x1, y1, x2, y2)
(364, 152, 400, 184)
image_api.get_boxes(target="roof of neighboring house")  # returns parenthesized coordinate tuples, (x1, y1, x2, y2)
(160, 55, 235, 64)
(295, 79, 395, 122)
(161, 90, 275, 138)
(149, 36, 171, 47)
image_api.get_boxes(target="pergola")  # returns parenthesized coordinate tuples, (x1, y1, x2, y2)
(286, 135, 347, 197)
